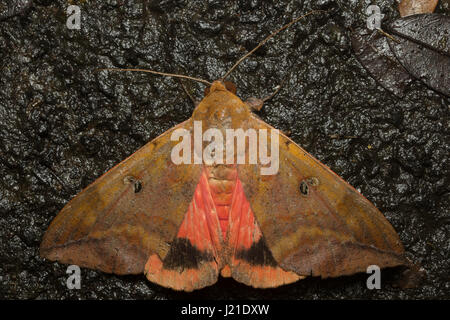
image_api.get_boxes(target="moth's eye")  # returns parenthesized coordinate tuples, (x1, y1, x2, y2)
(299, 181, 308, 195)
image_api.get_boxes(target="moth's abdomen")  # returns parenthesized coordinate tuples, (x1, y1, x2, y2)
(205, 164, 237, 239)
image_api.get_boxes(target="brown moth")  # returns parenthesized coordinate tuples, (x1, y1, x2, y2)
(40, 11, 407, 292)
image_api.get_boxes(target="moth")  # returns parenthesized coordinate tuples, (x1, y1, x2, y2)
(40, 12, 407, 291)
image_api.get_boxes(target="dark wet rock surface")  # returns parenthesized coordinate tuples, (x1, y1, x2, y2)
(0, 1, 449, 299)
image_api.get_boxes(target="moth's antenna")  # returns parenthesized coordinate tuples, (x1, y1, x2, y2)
(97, 68, 212, 86)
(221, 10, 325, 81)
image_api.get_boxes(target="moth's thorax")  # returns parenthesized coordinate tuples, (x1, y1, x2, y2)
(192, 81, 250, 130)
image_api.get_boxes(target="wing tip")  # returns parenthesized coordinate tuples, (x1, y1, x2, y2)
(280, 242, 408, 279)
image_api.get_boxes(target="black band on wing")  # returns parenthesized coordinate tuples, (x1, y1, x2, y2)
(162, 238, 214, 270)
(235, 238, 278, 267)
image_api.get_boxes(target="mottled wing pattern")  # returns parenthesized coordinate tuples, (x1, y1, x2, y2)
(40, 120, 202, 275)
(237, 115, 407, 278)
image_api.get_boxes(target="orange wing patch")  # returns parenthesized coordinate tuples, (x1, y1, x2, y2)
(145, 170, 222, 291)
(145, 167, 301, 290)
(227, 178, 303, 288)
(145, 167, 302, 291)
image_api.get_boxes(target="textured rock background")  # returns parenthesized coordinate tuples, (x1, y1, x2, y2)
(0, 0, 448, 299)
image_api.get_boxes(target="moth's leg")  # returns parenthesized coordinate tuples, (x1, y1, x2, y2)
(245, 77, 288, 111)
(178, 79, 200, 107)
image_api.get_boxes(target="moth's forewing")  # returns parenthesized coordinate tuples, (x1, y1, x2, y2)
(237, 115, 407, 278)
(40, 120, 202, 275)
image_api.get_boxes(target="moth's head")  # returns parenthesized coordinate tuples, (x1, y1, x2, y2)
(203, 80, 237, 96)
(192, 80, 250, 128)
